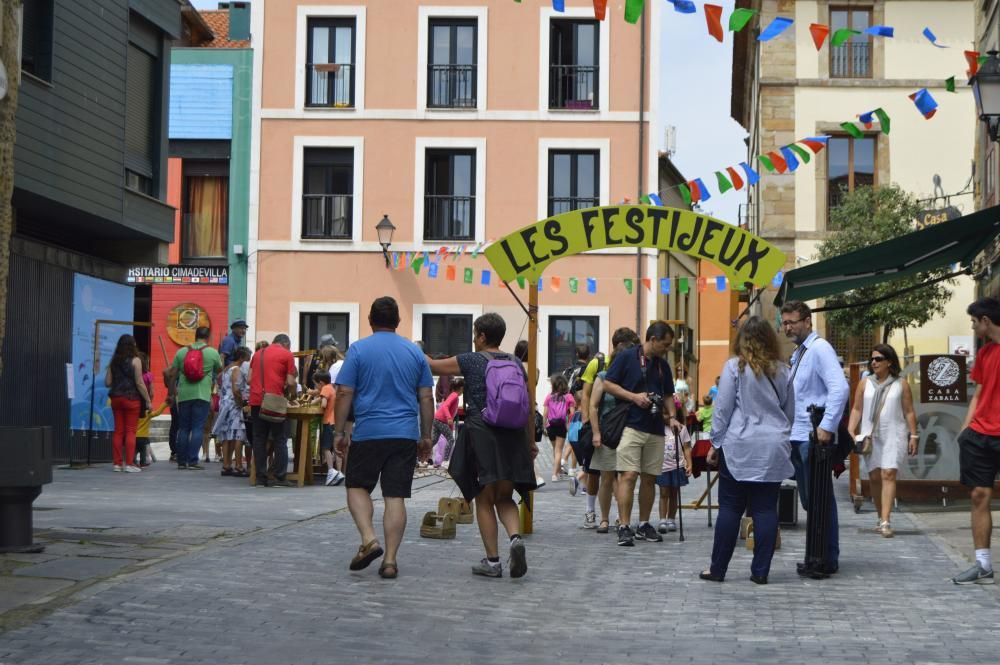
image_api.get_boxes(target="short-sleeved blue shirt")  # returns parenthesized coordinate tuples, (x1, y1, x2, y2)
(336, 332, 434, 441)
(603, 345, 675, 435)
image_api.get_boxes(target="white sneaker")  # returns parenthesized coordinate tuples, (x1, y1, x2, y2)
(326, 469, 338, 486)
(112, 465, 123, 472)
(535, 476, 546, 489)
(124, 465, 142, 473)
(666, 520, 677, 532)
(332, 470, 346, 486)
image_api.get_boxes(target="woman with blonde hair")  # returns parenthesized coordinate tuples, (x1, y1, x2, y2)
(700, 315, 795, 584)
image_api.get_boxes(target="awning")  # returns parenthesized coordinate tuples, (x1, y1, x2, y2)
(774, 204, 1000, 305)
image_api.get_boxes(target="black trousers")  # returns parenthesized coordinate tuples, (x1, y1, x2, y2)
(251, 406, 288, 482)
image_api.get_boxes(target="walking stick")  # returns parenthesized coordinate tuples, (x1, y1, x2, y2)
(672, 424, 685, 542)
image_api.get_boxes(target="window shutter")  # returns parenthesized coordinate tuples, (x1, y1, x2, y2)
(125, 43, 156, 177)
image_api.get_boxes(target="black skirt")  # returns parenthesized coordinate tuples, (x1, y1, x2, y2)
(448, 413, 538, 502)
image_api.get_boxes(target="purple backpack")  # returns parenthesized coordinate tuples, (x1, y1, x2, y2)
(479, 352, 530, 429)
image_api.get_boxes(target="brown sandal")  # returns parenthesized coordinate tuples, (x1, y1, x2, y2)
(378, 562, 398, 579)
(349, 539, 384, 571)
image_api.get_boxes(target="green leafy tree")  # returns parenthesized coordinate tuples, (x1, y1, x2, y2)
(0, 0, 23, 374)
(817, 184, 954, 346)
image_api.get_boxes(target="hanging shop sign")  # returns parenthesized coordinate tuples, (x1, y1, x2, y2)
(166, 302, 212, 346)
(914, 206, 960, 230)
(920, 354, 968, 403)
(126, 265, 229, 285)
(484, 205, 786, 286)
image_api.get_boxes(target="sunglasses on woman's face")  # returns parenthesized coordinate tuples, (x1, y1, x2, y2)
(870, 356, 887, 363)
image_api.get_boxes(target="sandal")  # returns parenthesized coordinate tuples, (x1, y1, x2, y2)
(378, 562, 398, 579)
(349, 539, 384, 571)
(596, 520, 610, 534)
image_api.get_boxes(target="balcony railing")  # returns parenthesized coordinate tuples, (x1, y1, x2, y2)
(548, 196, 600, 216)
(302, 194, 352, 239)
(427, 64, 477, 108)
(306, 63, 354, 107)
(830, 42, 871, 78)
(424, 195, 474, 240)
(549, 65, 598, 110)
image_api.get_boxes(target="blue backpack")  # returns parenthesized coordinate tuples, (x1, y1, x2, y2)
(479, 352, 530, 429)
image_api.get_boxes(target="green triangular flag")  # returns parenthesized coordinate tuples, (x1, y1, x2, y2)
(412, 257, 424, 274)
(840, 121, 864, 139)
(873, 107, 891, 134)
(639, 194, 651, 204)
(569, 277, 578, 294)
(734, 280, 746, 291)
(945, 76, 956, 93)
(463, 267, 473, 284)
(624, 0, 644, 24)
(678, 277, 690, 294)
(788, 143, 811, 164)
(831, 28, 860, 47)
(979, 54, 989, 65)
(678, 183, 691, 207)
(757, 154, 776, 172)
(516, 276, 525, 289)
(716, 171, 733, 194)
(729, 8, 757, 32)
(624, 278, 634, 295)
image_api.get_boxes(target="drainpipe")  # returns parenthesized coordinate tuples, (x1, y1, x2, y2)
(635, 4, 647, 334)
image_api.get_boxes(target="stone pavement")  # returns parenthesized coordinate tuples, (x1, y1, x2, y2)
(1, 452, 999, 665)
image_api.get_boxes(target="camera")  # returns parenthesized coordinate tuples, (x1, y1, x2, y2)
(646, 392, 664, 416)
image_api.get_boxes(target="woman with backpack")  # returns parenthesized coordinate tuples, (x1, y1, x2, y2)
(105, 334, 152, 473)
(544, 374, 576, 483)
(426, 313, 539, 579)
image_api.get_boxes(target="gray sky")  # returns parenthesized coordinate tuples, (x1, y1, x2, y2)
(186, 0, 746, 222)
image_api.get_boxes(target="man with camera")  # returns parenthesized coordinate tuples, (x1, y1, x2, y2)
(603, 321, 681, 546)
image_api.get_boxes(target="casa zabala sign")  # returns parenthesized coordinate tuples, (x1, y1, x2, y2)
(485, 205, 785, 286)
(126, 265, 229, 285)
(920, 354, 967, 403)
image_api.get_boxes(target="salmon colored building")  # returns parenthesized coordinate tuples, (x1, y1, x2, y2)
(249, 0, 665, 399)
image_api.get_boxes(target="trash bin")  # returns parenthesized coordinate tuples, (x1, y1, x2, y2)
(0, 426, 53, 553)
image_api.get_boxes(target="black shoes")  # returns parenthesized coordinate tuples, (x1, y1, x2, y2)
(634, 522, 663, 542)
(797, 562, 838, 579)
(617, 524, 635, 546)
(750, 575, 768, 585)
(699, 570, 724, 582)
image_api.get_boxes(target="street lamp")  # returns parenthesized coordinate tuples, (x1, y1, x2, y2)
(972, 51, 1000, 142)
(375, 214, 396, 267)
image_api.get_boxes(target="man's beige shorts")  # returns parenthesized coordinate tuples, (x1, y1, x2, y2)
(615, 427, 665, 475)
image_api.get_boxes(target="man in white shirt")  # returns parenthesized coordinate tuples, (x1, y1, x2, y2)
(780, 301, 849, 576)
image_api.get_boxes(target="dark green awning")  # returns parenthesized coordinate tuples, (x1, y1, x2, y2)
(774, 205, 1000, 305)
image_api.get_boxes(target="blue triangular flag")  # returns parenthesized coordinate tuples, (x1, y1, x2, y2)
(660, 278, 670, 294)
(758, 17, 793, 41)
(739, 161, 760, 186)
(538, 279, 543, 292)
(586, 278, 597, 294)
(865, 26, 893, 37)
(922, 27, 947, 48)
(693, 178, 711, 202)
(716, 276, 727, 291)
(779, 146, 799, 172)
(771, 271, 784, 288)
(668, 0, 697, 14)
(552, 0, 565, 12)
(648, 192, 663, 206)
(428, 262, 438, 278)
(481, 270, 491, 286)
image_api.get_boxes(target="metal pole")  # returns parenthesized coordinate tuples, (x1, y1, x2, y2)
(519, 281, 539, 535)
(672, 424, 685, 542)
(634, 2, 647, 334)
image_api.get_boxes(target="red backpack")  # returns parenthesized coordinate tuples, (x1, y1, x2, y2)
(182, 345, 206, 382)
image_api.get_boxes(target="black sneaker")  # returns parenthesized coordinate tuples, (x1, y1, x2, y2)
(617, 524, 634, 547)
(635, 522, 663, 542)
(187, 463, 204, 470)
(270, 478, 293, 487)
(177, 464, 188, 470)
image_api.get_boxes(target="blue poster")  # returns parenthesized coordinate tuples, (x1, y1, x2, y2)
(70, 275, 135, 432)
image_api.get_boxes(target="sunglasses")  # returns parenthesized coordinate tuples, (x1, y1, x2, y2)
(870, 356, 887, 363)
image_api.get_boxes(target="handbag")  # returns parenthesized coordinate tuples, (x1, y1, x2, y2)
(599, 400, 630, 449)
(258, 347, 289, 423)
(856, 376, 895, 456)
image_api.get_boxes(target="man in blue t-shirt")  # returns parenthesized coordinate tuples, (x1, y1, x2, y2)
(603, 321, 680, 547)
(334, 296, 434, 578)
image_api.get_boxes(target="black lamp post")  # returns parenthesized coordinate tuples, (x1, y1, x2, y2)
(972, 51, 1000, 142)
(375, 214, 396, 267)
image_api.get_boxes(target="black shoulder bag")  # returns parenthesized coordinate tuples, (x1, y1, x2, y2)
(599, 348, 650, 449)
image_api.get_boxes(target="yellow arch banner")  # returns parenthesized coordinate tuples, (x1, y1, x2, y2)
(484, 206, 786, 286)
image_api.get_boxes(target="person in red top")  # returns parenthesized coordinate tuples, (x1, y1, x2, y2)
(248, 334, 298, 487)
(954, 297, 1000, 585)
(432, 377, 464, 465)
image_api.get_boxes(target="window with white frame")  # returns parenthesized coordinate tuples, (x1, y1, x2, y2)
(422, 313, 473, 357)
(424, 148, 476, 241)
(427, 19, 478, 109)
(548, 150, 599, 216)
(299, 312, 350, 353)
(306, 17, 356, 107)
(548, 19, 599, 110)
(548, 315, 599, 377)
(302, 147, 354, 239)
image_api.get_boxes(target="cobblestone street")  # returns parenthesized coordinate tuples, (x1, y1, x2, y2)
(0, 457, 998, 665)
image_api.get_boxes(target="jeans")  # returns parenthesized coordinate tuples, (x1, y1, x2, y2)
(251, 406, 288, 483)
(791, 439, 840, 565)
(176, 400, 211, 466)
(710, 453, 781, 579)
(110, 396, 141, 467)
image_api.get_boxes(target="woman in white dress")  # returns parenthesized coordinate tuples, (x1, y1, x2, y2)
(848, 344, 919, 538)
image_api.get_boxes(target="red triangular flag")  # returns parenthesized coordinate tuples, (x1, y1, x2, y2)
(769, 151, 788, 174)
(801, 139, 827, 153)
(809, 23, 830, 50)
(593, 0, 608, 20)
(687, 180, 701, 204)
(965, 50, 980, 77)
(641, 278, 652, 291)
(726, 166, 744, 191)
(704, 4, 724, 42)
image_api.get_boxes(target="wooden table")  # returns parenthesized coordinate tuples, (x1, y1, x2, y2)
(249, 404, 324, 487)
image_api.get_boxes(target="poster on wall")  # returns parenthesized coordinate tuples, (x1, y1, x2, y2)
(919, 354, 968, 404)
(166, 302, 212, 346)
(70, 275, 135, 432)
